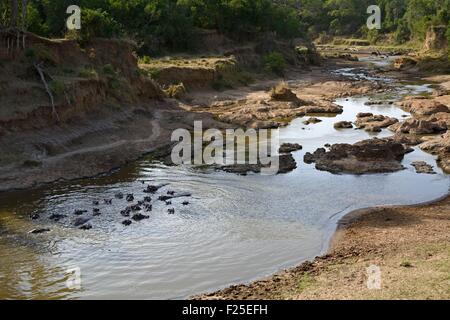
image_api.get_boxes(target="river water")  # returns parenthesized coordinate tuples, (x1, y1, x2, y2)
(0, 64, 448, 299)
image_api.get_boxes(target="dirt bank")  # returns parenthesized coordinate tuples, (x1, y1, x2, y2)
(0, 31, 378, 191)
(0, 32, 227, 191)
(196, 194, 450, 300)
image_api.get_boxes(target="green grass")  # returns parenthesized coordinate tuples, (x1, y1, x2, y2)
(78, 67, 99, 79)
(297, 273, 316, 293)
(49, 79, 66, 97)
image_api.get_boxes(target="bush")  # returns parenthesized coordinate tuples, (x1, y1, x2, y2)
(77, 9, 122, 42)
(78, 68, 99, 79)
(139, 56, 152, 64)
(262, 52, 286, 75)
(49, 80, 66, 97)
(164, 83, 187, 99)
(367, 29, 380, 45)
(102, 64, 116, 76)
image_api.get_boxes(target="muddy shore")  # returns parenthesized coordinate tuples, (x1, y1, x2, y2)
(196, 193, 450, 300)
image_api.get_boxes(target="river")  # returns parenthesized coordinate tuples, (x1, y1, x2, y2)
(0, 62, 448, 299)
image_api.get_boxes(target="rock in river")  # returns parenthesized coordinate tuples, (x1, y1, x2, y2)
(389, 118, 447, 135)
(355, 113, 398, 132)
(278, 143, 302, 154)
(334, 121, 353, 129)
(411, 161, 436, 174)
(303, 138, 412, 174)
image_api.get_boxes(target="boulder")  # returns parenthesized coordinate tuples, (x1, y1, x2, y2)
(278, 143, 302, 154)
(394, 57, 417, 70)
(303, 138, 411, 174)
(355, 114, 398, 132)
(397, 98, 449, 116)
(303, 117, 322, 125)
(299, 102, 343, 114)
(334, 121, 353, 129)
(270, 83, 304, 105)
(411, 161, 436, 174)
(420, 132, 450, 173)
(389, 118, 447, 135)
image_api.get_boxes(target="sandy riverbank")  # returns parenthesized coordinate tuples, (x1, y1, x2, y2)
(196, 194, 450, 300)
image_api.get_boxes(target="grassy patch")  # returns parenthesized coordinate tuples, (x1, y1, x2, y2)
(262, 52, 286, 75)
(78, 67, 99, 79)
(102, 64, 116, 76)
(49, 79, 66, 97)
(164, 83, 187, 99)
(139, 55, 152, 64)
(297, 273, 316, 293)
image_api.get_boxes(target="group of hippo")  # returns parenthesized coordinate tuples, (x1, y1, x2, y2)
(29, 183, 192, 233)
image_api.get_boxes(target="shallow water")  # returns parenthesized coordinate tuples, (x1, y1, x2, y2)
(0, 69, 448, 299)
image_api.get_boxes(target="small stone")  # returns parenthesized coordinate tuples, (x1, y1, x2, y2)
(411, 161, 436, 174)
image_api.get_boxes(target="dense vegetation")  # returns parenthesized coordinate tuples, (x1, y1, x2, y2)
(1, 0, 449, 53)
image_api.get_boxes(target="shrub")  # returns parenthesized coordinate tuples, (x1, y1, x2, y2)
(262, 52, 286, 75)
(139, 56, 152, 64)
(102, 64, 116, 75)
(78, 68, 99, 79)
(49, 80, 65, 97)
(77, 9, 122, 42)
(164, 83, 187, 99)
(24, 48, 36, 60)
